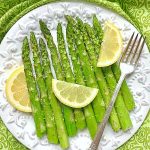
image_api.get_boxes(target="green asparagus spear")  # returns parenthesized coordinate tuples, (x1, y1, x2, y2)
(39, 20, 77, 136)
(111, 63, 135, 111)
(30, 32, 58, 143)
(84, 23, 100, 58)
(66, 23, 98, 138)
(93, 15, 135, 111)
(65, 16, 105, 123)
(92, 15, 132, 131)
(77, 18, 120, 131)
(93, 15, 103, 45)
(102, 67, 133, 130)
(39, 38, 69, 149)
(22, 37, 46, 138)
(57, 23, 86, 130)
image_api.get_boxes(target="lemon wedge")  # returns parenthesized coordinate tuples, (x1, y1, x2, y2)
(97, 21, 123, 67)
(5, 66, 31, 112)
(52, 79, 99, 108)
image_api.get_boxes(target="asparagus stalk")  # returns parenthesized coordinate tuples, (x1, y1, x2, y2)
(102, 67, 133, 130)
(30, 32, 58, 143)
(77, 18, 120, 131)
(39, 38, 69, 149)
(65, 16, 105, 123)
(57, 23, 86, 130)
(66, 23, 98, 138)
(22, 37, 46, 138)
(93, 15, 103, 45)
(93, 15, 135, 111)
(111, 63, 135, 111)
(92, 15, 132, 131)
(39, 20, 77, 136)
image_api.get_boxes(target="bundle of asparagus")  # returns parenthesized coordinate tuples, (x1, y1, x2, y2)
(21, 15, 135, 149)
(76, 17, 132, 131)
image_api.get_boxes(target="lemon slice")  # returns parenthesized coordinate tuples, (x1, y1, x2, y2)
(52, 79, 99, 108)
(97, 21, 123, 67)
(5, 66, 31, 112)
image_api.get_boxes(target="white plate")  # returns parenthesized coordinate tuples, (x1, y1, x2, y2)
(0, 2, 149, 150)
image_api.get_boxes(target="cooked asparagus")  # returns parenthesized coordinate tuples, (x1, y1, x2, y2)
(93, 15, 135, 111)
(39, 38, 69, 149)
(30, 32, 58, 143)
(57, 23, 86, 130)
(39, 20, 77, 136)
(111, 63, 135, 111)
(93, 15, 103, 45)
(77, 18, 121, 131)
(65, 15, 105, 123)
(66, 23, 98, 138)
(102, 66, 133, 130)
(22, 37, 46, 138)
(92, 15, 132, 131)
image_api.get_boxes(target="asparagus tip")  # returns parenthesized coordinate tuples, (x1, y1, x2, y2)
(39, 20, 46, 29)
(23, 36, 28, 43)
(30, 31, 35, 38)
(39, 38, 44, 45)
(57, 22, 62, 29)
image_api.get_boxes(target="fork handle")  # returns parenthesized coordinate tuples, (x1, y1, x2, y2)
(89, 73, 126, 150)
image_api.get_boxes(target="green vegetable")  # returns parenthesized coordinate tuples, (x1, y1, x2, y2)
(22, 37, 46, 138)
(39, 38, 69, 149)
(111, 63, 135, 111)
(93, 15, 103, 45)
(78, 19, 120, 131)
(30, 32, 58, 143)
(66, 23, 98, 138)
(92, 15, 132, 131)
(93, 15, 135, 111)
(57, 23, 86, 130)
(39, 20, 77, 136)
(65, 15, 105, 123)
(102, 67, 133, 130)
(84, 23, 100, 57)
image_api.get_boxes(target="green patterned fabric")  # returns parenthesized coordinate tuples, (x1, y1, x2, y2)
(0, 0, 149, 149)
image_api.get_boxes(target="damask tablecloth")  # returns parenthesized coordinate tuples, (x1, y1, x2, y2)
(0, 0, 150, 149)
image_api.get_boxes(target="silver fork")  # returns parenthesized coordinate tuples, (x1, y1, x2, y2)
(89, 33, 146, 150)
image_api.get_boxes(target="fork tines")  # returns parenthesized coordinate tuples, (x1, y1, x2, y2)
(120, 32, 146, 65)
